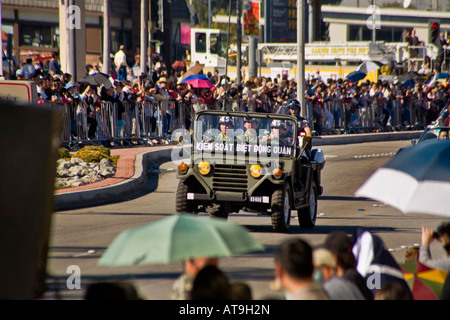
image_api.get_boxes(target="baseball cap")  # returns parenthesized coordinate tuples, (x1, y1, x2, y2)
(313, 248, 336, 269)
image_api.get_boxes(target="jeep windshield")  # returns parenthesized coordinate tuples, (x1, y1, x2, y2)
(193, 112, 297, 157)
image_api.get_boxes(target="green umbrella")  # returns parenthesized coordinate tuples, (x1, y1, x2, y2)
(98, 214, 264, 266)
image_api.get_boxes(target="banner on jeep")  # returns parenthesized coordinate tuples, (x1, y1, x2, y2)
(194, 141, 293, 156)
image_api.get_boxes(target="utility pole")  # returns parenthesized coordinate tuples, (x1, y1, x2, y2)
(102, 0, 111, 75)
(68, 0, 77, 80)
(297, 0, 306, 119)
(141, 0, 148, 75)
(236, 0, 242, 85)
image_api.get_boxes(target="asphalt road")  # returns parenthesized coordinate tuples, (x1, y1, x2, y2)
(46, 140, 447, 300)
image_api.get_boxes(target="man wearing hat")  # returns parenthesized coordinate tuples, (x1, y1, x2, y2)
(15, 69, 25, 80)
(323, 231, 374, 300)
(216, 116, 234, 142)
(313, 247, 366, 300)
(287, 99, 311, 136)
(269, 119, 292, 146)
(242, 116, 258, 144)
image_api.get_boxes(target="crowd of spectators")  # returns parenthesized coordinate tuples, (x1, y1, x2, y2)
(11, 47, 450, 140)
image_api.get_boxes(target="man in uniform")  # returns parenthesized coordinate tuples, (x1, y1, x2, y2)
(263, 119, 293, 146)
(287, 99, 311, 136)
(216, 116, 234, 141)
(243, 116, 259, 144)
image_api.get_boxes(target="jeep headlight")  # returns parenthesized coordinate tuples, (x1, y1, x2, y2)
(198, 161, 211, 175)
(249, 164, 262, 178)
(272, 168, 283, 178)
(178, 162, 189, 175)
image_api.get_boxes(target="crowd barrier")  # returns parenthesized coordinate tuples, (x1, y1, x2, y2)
(45, 94, 431, 150)
(46, 100, 187, 149)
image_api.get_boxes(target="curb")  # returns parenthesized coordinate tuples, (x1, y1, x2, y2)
(54, 147, 173, 211)
(54, 131, 421, 211)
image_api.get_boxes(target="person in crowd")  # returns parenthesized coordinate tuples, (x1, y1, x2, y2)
(100, 84, 126, 137)
(49, 53, 62, 76)
(62, 73, 73, 87)
(22, 58, 35, 79)
(230, 282, 253, 300)
(420, 222, 450, 272)
(170, 256, 219, 300)
(273, 238, 329, 300)
(312, 247, 366, 300)
(114, 44, 128, 81)
(190, 265, 232, 300)
(406, 29, 423, 72)
(15, 69, 25, 80)
(81, 85, 101, 139)
(37, 78, 50, 102)
(84, 281, 142, 300)
(373, 282, 411, 300)
(323, 231, 374, 300)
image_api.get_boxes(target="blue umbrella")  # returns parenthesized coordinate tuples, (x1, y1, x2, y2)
(402, 79, 415, 88)
(182, 74, 209, 83)
(355, 139, 450, 216)
(436, 73, 450, 80)
(346, 70, 366, 83)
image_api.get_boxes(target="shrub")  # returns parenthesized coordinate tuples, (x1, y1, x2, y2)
(58, 147, 72, 160)
(73, 146, 119, 166)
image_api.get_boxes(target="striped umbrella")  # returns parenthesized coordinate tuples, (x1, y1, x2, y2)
(355, 139, 450, 217)
(400, 261, 448, 300)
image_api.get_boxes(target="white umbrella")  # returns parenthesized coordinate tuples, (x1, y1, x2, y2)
(355, 139, 450, 217)
(357, 61, 383, 74)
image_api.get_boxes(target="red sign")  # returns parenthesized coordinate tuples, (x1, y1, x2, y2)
(244, 1, 260, 37)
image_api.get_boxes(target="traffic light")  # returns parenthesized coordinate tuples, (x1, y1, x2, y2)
(430, 21, 440, 44)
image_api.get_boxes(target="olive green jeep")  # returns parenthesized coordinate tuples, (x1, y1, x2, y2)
(174, 110, 325, 232)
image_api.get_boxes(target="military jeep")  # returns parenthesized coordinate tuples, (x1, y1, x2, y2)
(175, 110, 325, 232)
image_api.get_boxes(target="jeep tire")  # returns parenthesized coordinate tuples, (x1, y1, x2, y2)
(298, 181, 317, 229)
(176, 179, 197, 213)
(271, 184, 291, 232)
